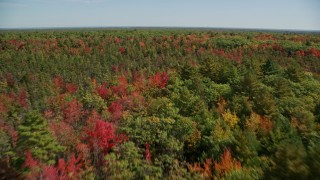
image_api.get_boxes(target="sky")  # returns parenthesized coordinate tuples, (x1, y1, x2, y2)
(0, 0, 320, 30)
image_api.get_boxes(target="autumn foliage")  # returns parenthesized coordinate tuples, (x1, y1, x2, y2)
(149, 71, 169, 89)
(214, 149, 241, 177)
(1, 30, 320, 179)
(86, 113, 127, 153)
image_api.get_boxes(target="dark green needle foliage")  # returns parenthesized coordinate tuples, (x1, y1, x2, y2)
(17, 111, 65, 164)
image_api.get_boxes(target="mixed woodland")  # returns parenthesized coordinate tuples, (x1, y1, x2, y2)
(0, 29, 320, 179)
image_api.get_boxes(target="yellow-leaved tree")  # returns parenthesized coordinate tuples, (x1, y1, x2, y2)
(222, 109, 239, 129)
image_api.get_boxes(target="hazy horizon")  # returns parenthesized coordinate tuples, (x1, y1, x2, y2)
(1, 0, 320, 31)
(1, 26, 320, 33)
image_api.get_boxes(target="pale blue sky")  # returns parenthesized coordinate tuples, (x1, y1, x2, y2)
(0, 0, 319, 30)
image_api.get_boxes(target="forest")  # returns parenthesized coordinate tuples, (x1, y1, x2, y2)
(0, 29, 320, 179)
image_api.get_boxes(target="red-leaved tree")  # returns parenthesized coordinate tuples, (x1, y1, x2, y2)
(108, 101, 123, 122)
(23, 151, 40, 180)
(119, 47, 126, 55)
(111, 76, 128, 97)
(86, 110, 127, 154)
(87, 120, 119, 153)
(145, 143, 151, 163)
(97, 83, 110, 99)
(53, 76, 64, 89)
(17, 89, 28, 108)
(23, 152, 83, 180)
(66, 83, 78, 94)
(49, 121, 78, 147)
(149, 72, 169, 89)
(61, 99, 83, 124)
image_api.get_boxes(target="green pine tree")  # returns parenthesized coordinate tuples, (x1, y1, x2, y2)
(17, 111, 65, 164)
(261, 59, 279, 76)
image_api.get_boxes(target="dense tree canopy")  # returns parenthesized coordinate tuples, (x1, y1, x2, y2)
(0, 29, 320, 179)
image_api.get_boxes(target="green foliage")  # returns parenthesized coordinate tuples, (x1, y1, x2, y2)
(266, 143, 309, 180)
(225, 168, 259, 180)
(215, 36, 249, 49)
(285, 63, 305, 82)
(228, 95, 252, 123)
(261, 59, 279, 75)
(103, 142, 162, 179)
(234, 131, 261, 167)
(1, 30, 320, 179)
(306, 141, 320, 179)
(121, 97, 193, 171)
(252, 85, 277, 116)
(17, 111, 65, 164)
(200, 56, 240, 84)
(203, 79, 232, 108)
(170, 87, 205, 117)
(81, 91, 107, 112)
(280, 40, 306, 52)
(0, 129, 12, 158)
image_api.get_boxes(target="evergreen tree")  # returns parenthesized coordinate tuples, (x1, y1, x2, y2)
(17, 111, 65, 164)
(261, 59, 279, 76)
(266, 143, 309, 180)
